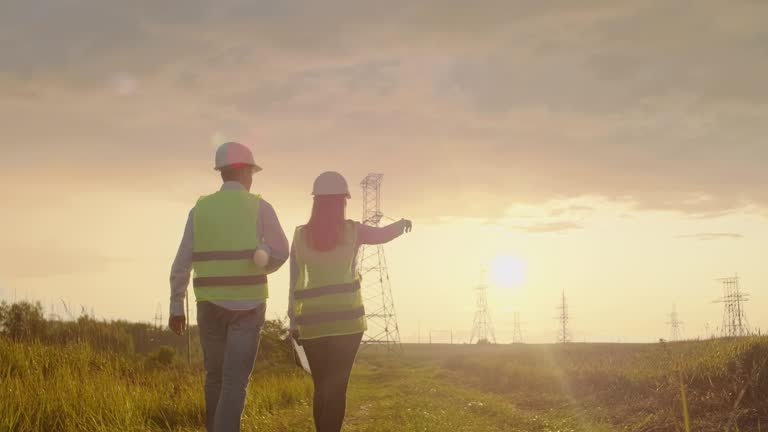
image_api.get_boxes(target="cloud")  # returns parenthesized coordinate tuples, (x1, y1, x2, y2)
(1, 1, 768, 220)
(511, 221, 583, 234)
(548, 205, 595, 217)
(675, 233, 744, 241)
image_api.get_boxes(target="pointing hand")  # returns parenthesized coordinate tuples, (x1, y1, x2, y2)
(402, 219, 413, 233)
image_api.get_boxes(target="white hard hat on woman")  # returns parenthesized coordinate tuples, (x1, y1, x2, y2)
(312, 171, 351, 198)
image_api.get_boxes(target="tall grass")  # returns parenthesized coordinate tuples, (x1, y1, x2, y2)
(414, 338, 768, 432)
(681, 381, 691, 432)
(4, 322, 767, 432)
(0, 340, 312, 432)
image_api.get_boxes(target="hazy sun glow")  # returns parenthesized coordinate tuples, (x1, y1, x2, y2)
(490, 254, 526, 289)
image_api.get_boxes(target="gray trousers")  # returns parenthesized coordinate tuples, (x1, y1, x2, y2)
(197, 301, 266, 432)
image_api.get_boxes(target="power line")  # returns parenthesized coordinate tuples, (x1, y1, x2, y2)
(470, 284, 496, 344)
(358, 173, 401, 351)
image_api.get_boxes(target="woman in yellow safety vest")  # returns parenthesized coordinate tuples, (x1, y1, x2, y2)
(288, 171, 412, 432)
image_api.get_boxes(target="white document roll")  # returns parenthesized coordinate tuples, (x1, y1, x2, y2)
(292, 338, 312, 375)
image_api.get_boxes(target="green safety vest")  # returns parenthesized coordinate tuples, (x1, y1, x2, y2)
(293, 220, 366, 340)
(191, 190, 269, 302)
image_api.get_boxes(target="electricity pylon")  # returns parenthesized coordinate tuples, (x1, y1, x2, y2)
(358, 174, 401, 349)
(153, 303, 163, 331)
(512, 312, 524, 344)
(714, 276, 750, 337)
(666, 304, 684, 341)
(470, 284, 496, 344)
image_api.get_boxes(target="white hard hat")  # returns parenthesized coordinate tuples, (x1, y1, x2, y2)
(312, 171, 351, 198)
(214, 142, 261, 172)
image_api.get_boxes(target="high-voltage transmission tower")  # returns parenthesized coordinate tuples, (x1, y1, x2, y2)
(358, 174, 401, 349)
(666, 305, 684, 341)
(47, 302, 62, 321)
(470, 284, 496, 344)
(512, 312, 524, 344)
(714, 276, 750, 337)
(153, 303, 163, 331)
(557, 290, 571, 344)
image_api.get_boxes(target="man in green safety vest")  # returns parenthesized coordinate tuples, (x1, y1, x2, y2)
(169, 142, 289, 432)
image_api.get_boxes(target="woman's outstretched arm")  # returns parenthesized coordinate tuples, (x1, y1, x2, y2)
(357, 219, 412, 245)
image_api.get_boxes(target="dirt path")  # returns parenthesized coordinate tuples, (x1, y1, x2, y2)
(339, 365, 615, 432)
(200, 363, 617, 431)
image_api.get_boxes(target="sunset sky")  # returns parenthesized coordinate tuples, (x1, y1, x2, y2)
(1, 1, 767, 343)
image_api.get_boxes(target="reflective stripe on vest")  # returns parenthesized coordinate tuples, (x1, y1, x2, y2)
(293, 281, 361, 300)
(192, 249, 257, 261)
(193, 275, 268, 287)
(293, 221, 367, 340)
(192, 190, 268, 302)
(295, 306, 365, 326)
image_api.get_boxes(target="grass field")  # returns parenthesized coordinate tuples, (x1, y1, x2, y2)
(2, 337, 767, 431)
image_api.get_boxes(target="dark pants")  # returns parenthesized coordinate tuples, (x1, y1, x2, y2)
(197, 301, 266, 432)
(302, 332, 363, 432)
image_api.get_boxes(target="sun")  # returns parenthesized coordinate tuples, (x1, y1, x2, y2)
(490, 254, 526, 289)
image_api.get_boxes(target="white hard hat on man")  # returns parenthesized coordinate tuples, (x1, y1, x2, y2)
(215, 142, 261, 172)
(312, 171, 351, 198)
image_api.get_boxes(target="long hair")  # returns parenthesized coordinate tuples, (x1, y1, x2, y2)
(305, 194, 347, 251)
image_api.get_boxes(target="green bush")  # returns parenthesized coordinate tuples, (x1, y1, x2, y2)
(0, 301, 46, 341)
(0, 301, 292, 368)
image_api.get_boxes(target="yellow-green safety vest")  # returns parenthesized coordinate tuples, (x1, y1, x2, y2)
(192, 190, 269, 302)
(293, 220, 366, 340)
